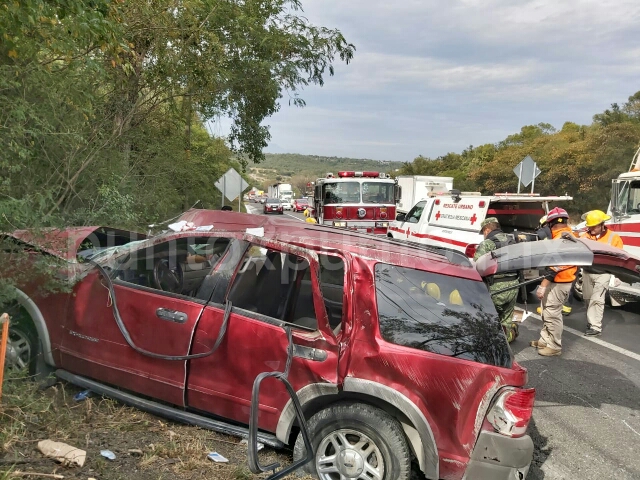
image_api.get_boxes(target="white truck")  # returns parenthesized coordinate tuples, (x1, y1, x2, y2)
(389, 190, 573, 290)
(396, 175, 454, 214)
(267, 183, 294, 202)
(601, 146, 640, 305)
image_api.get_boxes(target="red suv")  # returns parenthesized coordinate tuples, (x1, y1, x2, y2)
(293, 198, 309, 212)
(5, 211, 639, 480)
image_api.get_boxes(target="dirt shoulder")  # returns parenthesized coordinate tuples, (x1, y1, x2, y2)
(0, 372, 312, 480)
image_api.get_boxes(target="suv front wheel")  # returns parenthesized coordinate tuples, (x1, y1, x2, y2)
(293, 403, 411, 480)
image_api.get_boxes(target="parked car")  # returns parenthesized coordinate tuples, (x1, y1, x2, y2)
(293, 198, 309, 212)
(4, 210, 640, 480)
(263, 198, 283, 215)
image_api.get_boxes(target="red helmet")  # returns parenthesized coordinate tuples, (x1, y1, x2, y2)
(546, 207, 569, 224)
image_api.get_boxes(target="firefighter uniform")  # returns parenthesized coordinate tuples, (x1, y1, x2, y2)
(474, 218, 519, 343)
(531, 207, 577, 356)
(579, 211, 623, 335)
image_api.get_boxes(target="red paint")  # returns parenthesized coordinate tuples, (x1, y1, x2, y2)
(607, 222, 640, 233)
(412, 232, 469, 248)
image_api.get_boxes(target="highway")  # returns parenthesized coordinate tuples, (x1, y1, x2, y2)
(245, 201, 640, 479)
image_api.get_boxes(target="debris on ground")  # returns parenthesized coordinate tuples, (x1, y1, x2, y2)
(37, 440, 86, 467)
(99, 450, 116, 461)
(207, 452, 229, 463)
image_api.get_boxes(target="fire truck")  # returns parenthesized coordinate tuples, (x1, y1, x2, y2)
(313, 171, 400, 234)
(604, 145, 640, 304)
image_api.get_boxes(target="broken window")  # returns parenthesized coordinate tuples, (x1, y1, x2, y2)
(114, 237, 230, 298)
(405, 201, 426, 224)
(227, 246, 337, 331)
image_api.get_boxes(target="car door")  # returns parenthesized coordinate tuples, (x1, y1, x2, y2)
(475, 236, 640, 285)
(395, 200, 427, 241)
(186, 240, 343, 433)
(61, 234, 230, 406)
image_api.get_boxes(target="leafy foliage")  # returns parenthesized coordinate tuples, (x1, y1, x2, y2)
(397, 94, 640, 217)
(0, 0, 354, 301)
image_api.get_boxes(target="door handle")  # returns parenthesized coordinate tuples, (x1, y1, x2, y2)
(156, 308, 188, 324)
(293, 344, 327, 362)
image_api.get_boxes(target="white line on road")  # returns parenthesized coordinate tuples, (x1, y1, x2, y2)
(528, 312, 640, 362)
(284, 212, 304, 222)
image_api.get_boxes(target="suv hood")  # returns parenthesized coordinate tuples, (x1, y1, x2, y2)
(475, 236, 640, 284)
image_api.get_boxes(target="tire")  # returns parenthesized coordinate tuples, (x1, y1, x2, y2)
(293, 403, 411, 480)
(5, 310, 42, 377)
(573, 269, 583, 302)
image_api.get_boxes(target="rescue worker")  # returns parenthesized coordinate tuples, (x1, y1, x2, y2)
(536, 214, 573, 316)
(579, 210, 623, 336)
(305, 216, 317, 224)
(474, 217, 519, 343)
(536, 215, 552, 240)
(530, 207, 577, 356)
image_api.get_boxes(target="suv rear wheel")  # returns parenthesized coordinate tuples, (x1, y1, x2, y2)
(293, 403, 411, 480)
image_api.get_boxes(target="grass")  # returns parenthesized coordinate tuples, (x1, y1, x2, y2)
(0, 370, 313, 479)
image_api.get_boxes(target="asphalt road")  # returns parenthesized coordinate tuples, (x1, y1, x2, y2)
(245, 202, 640, 479)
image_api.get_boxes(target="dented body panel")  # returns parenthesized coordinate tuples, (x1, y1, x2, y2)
(8, 210, 560, 480)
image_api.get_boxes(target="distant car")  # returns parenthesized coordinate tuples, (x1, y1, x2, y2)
(280, 200, 292, 211)
(263, 198, 283, 215)
(293, 198, 309, 212)
(259, 196, 267, 204)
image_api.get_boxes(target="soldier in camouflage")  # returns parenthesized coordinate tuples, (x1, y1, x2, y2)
(474, 217, 520, 343)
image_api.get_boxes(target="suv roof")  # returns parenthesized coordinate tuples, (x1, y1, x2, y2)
(178, 209, 478, 280)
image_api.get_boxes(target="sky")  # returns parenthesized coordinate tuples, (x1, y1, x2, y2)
(209, 0, 640, 162)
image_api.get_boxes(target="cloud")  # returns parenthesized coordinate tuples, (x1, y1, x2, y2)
(216, 1, 640, 161)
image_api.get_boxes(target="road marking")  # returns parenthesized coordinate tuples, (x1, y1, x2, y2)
(528, 312, 640, 362)
(285, 213, 304, 222)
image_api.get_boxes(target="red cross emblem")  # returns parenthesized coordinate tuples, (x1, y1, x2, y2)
(470, 213, 478, 225)
(435, 211, 441, 221)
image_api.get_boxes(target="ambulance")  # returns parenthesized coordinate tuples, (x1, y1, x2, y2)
(389, 189, 573, 258)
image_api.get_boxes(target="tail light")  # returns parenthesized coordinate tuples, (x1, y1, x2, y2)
(464, 243, 478, 258)
(486, 388, 535, 438)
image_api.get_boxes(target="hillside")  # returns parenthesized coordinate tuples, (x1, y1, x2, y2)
(248, 153, 405, 193)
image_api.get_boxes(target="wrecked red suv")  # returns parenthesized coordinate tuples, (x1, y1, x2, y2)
(11, 210, 632, 479)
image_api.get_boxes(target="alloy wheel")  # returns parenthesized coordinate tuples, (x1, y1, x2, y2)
(6, 328, 32, 370)
(315, 428, 384, 480)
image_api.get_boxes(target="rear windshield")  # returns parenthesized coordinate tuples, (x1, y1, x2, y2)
(488, 202, 545, 232)
(374, 264, 512, 367)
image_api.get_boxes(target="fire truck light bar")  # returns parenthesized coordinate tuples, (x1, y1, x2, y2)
(337, 171, 386, 178)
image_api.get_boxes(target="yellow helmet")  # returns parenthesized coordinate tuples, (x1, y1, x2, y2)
(449, 289, 463, 306)
(305, 217, 317, 224)
(582, 210, 610, 228)
(422, 281, 441, 300)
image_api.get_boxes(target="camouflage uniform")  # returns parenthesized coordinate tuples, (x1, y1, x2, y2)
(474, 229, 519, 342)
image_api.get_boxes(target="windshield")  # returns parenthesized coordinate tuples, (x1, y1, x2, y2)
(488, 202, 545, 232)
(266, 198, 280, 204)
(322, 181, 361, 203)
(362, 182, 394, 204)
(374, 263, 512, 367)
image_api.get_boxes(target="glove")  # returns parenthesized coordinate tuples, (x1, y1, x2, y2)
(536, 285, 546, 300)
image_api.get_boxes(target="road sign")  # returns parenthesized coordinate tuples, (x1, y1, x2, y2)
(215, 168, 249, 207)
(513, 155, 541, 193)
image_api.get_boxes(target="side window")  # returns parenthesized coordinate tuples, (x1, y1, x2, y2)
(374, 263, 512, 367)
(294, 254, 346, 331)
(627, 181, 640, 213)
(227, 246, 318, 330)
(405, 201, 426, 224)
(114, 236, 230, 298)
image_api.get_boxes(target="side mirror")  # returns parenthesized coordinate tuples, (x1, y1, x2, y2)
(394, 185, 402, 203)
(396, 213, 406, 222)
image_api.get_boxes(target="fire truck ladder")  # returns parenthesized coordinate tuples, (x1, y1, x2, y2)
(630, 145, 640, 172)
